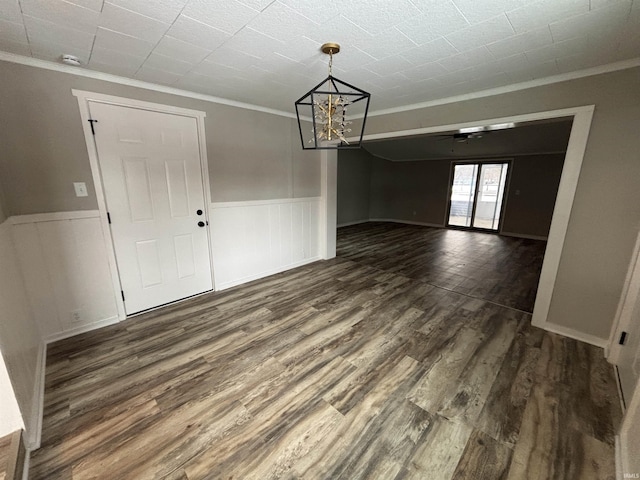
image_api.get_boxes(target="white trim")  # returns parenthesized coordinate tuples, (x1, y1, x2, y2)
(216, 257, 320, 291)
(44, 316, 120, 344)
(531, 107, 594, 334)
(9, 210, 99, 225)
(615, 435, 623, 480)
(25, 342, 46, 450)
(72, 90, 207, 119)
(0, 52, 296, 119)
(3, 51, 639, 121)
(363, 57, 640, 118)
(74, 90, 214, 318)
(500, 232, 548, 241)
(368, 218, 445, 228)
(337, 105, 598, 342)
(211, 197, 321, 209)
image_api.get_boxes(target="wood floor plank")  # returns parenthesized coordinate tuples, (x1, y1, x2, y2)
(29, 223, 620, 479)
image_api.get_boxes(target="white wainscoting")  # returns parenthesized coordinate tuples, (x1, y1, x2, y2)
(210, 197, 321, 290)
(11, 211, 120, 342)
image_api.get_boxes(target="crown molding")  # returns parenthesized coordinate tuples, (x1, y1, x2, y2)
(1, 51, 639, 121)
(365, 57, 640, 118)
(0, 51, 298, 119)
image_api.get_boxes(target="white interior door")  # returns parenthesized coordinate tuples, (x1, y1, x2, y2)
(89, 102, 212, 315)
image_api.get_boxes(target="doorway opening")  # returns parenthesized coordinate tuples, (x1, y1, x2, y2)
(447, 161, 509, 231)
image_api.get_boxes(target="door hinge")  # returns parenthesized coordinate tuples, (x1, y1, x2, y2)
(121, 290, 125, 302)
(107, 212, 111, 224)
(619, 331, 628, 345)
(88, 119, 98, 135)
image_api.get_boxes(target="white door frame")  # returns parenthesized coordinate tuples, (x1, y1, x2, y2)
(73, 89, 214, 321)
(337, 105, 596, 345)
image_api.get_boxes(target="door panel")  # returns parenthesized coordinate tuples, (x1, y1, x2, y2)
(90, 102, 212, 314)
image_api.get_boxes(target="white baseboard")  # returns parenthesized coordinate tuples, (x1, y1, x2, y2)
(216, 257, 321, 291)
(44, 316, 120, 344)
(368, 218, 445, 228)
(532, 319, 607, 349)
(501, 231, 548, 241)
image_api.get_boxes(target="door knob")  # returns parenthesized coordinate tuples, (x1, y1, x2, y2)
(197, 221, 205, 227)
(196, 209, 203, 215)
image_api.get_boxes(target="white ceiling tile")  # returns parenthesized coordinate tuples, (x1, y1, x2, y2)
(555, 50, 611, 72)
(549, 1, 632, 42)
(23, 15, 95, 52)
(436, 45, 496, 72)
(445, 14, 515, 52)
(93, 27, 155, 58)
(524, 36, 588, 64)
(486, 27, 554, 59)
(276, 0, 342, 24)
(180, 0, 260, 35)
(165, 15, 230, 51)
(99, 2, 170, 44)
(506, 59, 559, 83)
(495, 52, 530, 72)
(590, 0, 630, 10)
(222, 26, 285, 58)
(189, 59, 241, 78)
(89, 45, 146, 70)
(154, 36, 211, 64)
(247, 2, 319, 41)
(340, 0, 421, 35)
(108, 0, 188, 23)
(204, 48, 260, 70)
(354, 27, 417, 61)
(404, 60, 450, 79)
(395, 1, 470, 46)
(400, 37, 459, 65)
(0, 18, 28, 45)
(365, 55, 414, 76)
(274, 35, 326, 65)
(303, 15, 373, 46)
(89, 60, 139, 76)
(235, 0, 275, 11)
(65, 0, 104, 13)
(506, 0, 590, 34)
(143, 52, 195, 74)
(30, 38, 91, 63)
(0, 39, 31, 56)
(20, 0, 100, 34)
(0, 0, 23, 23)
(135, 64, 182, 85)
(451, 0, 530, 24)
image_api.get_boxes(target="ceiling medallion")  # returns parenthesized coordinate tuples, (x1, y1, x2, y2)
(294, 43, 371, 150)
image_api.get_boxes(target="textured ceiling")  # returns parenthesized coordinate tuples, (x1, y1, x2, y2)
(1, 0, 639, 114)
(362, 118, 574, 161)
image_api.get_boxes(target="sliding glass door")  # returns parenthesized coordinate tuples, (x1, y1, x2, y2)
(448, 162, 509, 231)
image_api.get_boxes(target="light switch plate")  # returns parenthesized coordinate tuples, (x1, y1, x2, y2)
(74, 182, 88, 197)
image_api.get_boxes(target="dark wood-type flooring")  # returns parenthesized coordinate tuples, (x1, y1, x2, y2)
(30, 222, 621, 479)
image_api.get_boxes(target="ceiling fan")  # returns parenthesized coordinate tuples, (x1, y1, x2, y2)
(436, 131, 488, 143)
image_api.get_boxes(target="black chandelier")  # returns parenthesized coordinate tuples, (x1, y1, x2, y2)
(294, 43, 371, 150)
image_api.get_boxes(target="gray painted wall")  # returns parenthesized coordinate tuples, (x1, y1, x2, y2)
(369, 157, 451, 226)
(339, 152, 563, 238)
(0, 61, 320, 216)
(337, 149, 373, 225)
(364, 66, 640, 340)
(501, 154, 565, 238)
